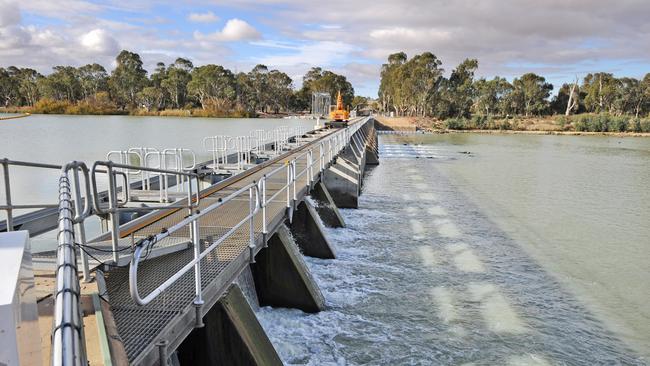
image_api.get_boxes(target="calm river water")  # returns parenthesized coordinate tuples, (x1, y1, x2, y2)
(257, 133, 649, 365)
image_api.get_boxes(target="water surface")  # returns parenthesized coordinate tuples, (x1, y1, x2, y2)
(257, 133, 649, 365)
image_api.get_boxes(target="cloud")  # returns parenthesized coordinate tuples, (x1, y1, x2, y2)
(0, 0, 20, 28)
(188, 11, 219, 23)
(80, 29, 119, 55)
(194, 18, 261, 42)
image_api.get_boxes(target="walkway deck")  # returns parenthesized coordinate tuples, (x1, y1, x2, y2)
(94, 121, 365, 364)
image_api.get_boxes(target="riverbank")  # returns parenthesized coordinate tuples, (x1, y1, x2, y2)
(0, 112, 31, 120)
(375, 115, 650, 136)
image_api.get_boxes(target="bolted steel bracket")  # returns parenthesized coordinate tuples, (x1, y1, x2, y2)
(193, 301, 205, 328)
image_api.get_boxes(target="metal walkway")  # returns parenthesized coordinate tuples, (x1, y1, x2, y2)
(99, 119, 372, 364)
(1, 117, 375, 365)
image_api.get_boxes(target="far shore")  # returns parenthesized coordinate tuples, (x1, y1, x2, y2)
(375, 116, 650, 137)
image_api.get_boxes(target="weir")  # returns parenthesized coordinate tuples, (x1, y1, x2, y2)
(0, 117, 378, 365)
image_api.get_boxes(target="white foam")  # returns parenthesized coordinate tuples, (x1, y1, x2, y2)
(506, 354, 553, 366)
(418, 193, 437, 201)
(402, 193, 412, 201)
(406, 206, 418, 215)
(468, 282, 527, 334)
(431, 286, 458, 324)
(410, 219, 425, 239)
(427, 206, 448, 216)
(417, 246, 437, 267)
(414, 183, 429, 190)
(411, 175, 424, 181)
(446, 243, 485, 273)
(435, 219, 462, 238)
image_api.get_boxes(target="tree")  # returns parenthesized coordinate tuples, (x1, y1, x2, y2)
(300, 67, 354, 110)
(512, 73, 553, 116)
(474, 77, 511, 116)
(77, 63, 108, 100)
(582, 73, 618, 113)
(109, 50, 148, 108)
(16, 68, 42, 106)
(161, 58, 193, 109)
(137, 87, 164, 112)
(40, 66, 81, 101)
(187, 64, 236, 110)
(437, 58, 478, 118)
(0, 67, 19, 107)
(266, 69, 293, 113)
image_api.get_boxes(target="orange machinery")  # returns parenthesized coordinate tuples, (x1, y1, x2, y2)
(329, 90, 350, 122)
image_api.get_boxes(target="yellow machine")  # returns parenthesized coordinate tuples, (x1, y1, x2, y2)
(329, 91, 350, 122)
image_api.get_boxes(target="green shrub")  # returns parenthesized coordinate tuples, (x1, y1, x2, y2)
(444, 117, 468, 130)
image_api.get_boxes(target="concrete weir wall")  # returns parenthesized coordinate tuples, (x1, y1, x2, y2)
(175, 119, 378, 366)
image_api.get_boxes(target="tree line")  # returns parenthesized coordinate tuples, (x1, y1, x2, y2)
(0, 50, 354, 117)
(379, 52, 650, 120)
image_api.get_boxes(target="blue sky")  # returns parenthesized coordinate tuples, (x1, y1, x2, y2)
(1, 0, 649, 97)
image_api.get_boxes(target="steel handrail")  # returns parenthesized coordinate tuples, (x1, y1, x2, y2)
(129, 182, 261, 306)
(127, 116, 370, 312)
(1, 158, 63, 231)
(52, 161, 94, 366)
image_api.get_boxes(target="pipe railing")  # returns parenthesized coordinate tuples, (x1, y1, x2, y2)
(52, 161, 93, 366)
(91, 161, 200, 264)
(127, 117, 371, 316)
(1, 158, 63, 232)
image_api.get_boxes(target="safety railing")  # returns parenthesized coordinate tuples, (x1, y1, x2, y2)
(91, 161, 200, 264)
(107, 147, 196, 203)
(52, 161, 93, 366)
(1, 158, 62, 232)
(128, 117, 371, 319)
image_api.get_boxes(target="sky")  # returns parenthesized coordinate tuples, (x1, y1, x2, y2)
(1, 0, 649, 97)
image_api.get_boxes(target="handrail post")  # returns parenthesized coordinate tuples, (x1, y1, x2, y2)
(2, 160, 12, 231)
(291, 159, 297, 201)
(72, 167, 91, 282)
(107, 164, 121, 264)
(286, 162, 290, 208)
(307, 149, 313, 186)
(191, 219, 204, 328)
(261, 176, 267, 237)
(248, 185, 256, 263)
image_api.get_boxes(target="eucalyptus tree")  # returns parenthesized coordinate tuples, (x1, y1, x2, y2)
(161, 58, 194, 109)
(613, 77, 646, 117)
(267, 69, 293, 113)
(582, 73, 619, 113)
(39, 66, 81, 101)
(512, 73, 553, 116)
(16, 68, 42, 106)
(300, 67, 354, 108)
(474, 76, 511, 116)
(77, 63, 108, 100)
(0, 67, 19, 107)
(109, 50, 149, 108)
(187, 64, 236, 110)
(137, 86, 164, 112)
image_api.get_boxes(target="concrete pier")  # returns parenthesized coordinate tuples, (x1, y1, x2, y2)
(311, 182, 346, 228)
(289, 200, 337, 259)
(176, 284, 282, 366)
(322, 146, 361, 208)
(251, 225, 325, 313)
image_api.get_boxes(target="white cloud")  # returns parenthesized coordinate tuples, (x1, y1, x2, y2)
(80, 29, 119, 55)
(0, 0, 20, 28)
(188, 11, 219, 23)
(194, 18, 261, 42)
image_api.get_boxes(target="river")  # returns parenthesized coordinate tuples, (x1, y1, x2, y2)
(257, 132, 649, 365)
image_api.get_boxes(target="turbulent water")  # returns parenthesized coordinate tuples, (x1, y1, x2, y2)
(256, 133, 648, 365)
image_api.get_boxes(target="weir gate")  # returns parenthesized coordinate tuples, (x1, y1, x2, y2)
(0, 117, 379, 365)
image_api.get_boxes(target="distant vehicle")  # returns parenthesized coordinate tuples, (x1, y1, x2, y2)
(329, 90, 350, 123)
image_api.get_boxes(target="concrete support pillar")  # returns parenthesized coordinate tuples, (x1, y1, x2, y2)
(251, 225, 325, 313)
(322, 146, 361, 209)
(310, 182, 346, 228)
(289, 200, 337, 259)
(175, 284, 282, 366)
(365, 121, 380, 166)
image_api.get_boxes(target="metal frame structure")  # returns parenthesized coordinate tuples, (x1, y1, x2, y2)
(311, 92, 331, 117)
